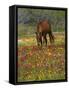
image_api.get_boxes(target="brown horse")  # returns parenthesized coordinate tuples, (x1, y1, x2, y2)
(35, 20, 54, 46)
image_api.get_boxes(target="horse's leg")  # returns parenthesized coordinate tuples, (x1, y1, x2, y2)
(49, 33, 51, 44)
(38, 32, 42, 47)
(37, 42, 40, 46)
(40, 37, 42, 46)
(43, 34, 47, 46)
(36, 37, 39, 46)
(49, 32, 54, 44)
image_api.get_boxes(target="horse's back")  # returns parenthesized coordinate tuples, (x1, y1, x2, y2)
(37, 20, 51, 33)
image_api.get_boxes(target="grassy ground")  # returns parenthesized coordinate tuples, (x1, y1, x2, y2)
(18, 33, 65, 82)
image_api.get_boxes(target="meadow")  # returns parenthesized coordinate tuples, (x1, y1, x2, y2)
(18, 32, 65, 82)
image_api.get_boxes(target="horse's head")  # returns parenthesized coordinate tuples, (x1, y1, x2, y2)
(35, 32, 42, 46)
(35, 32, 39, 40)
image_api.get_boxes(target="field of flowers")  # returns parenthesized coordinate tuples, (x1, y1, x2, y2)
(18, 33, 65, 82)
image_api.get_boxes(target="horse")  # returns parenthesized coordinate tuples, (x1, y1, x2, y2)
(35, 20, 54, 46)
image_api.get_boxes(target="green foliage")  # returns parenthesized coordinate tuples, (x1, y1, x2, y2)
(18, 8, 65, 38)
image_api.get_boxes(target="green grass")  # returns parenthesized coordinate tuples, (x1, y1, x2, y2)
(18, 32, 65, 46)
(17, 33, 65, 82)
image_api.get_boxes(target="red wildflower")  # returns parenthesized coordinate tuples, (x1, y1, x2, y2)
(21, 55, 26, 61)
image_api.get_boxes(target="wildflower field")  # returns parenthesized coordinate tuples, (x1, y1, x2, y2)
(18, 33, 65, 82)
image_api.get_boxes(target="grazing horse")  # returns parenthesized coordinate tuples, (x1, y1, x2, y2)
(35, 20, 54, 46)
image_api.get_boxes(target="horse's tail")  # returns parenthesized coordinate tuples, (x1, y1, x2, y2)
(49, 32, 54, 44)
(48, 22, 54, 44)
